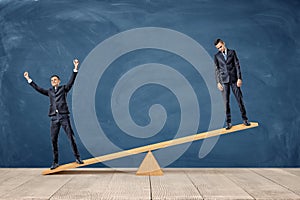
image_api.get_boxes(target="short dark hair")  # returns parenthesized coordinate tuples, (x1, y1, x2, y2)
(214, 38, 224, 46)
(50, 75, 60, 80)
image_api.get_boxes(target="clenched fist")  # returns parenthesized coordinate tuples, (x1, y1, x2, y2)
(24, 71, 30, 80)
(73, 59, 79, 70)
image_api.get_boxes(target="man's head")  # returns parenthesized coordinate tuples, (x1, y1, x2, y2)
(214, 38, 226, 53)
(50, 75, 61, 87)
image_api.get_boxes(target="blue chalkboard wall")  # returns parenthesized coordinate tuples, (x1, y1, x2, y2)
(0, 0, 299, 167)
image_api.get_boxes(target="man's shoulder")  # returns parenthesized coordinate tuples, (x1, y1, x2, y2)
(214, 51, 222, 57)
(227, 49, 236, 54)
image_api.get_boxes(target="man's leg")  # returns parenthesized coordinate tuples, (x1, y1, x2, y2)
(50, 118, 60, 168)
(231, 83, 249, 124)
(222, 83, 231, 123)
(60, 115, 83, 163)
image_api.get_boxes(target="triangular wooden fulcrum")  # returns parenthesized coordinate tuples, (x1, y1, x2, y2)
(136, 151, 163, 176)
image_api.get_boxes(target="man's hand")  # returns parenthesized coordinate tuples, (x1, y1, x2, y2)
(73, 59, 79, 71)
(237, 79, 242, 87)
(24, 71, 30, 81)
(217, 82, 224, 91)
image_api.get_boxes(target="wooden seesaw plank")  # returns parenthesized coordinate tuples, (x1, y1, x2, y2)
(42, 122, 259, 175)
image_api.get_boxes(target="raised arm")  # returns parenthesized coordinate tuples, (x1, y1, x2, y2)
(24, 71, 49, 96)
(65, 59, 79, 92)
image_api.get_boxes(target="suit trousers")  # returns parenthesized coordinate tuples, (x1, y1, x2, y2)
(222, 82, 248, 123)
(50, 113, 80, 163)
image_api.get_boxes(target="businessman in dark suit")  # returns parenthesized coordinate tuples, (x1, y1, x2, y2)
(214, 38, 250, 129)
(24, 59, 84, 169)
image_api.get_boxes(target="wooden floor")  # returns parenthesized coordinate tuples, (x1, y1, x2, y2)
(0, 168, 300, 200)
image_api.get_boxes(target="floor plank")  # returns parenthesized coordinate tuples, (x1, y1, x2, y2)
(252, 168, 300, 196)
(0, 168, 300, 200)
(51, 169, 115, 200)
(0, 168, 38, 197)
(0, 169, 9, 177)
(284, 168, 300, 177)
(1, 170, 73, 200)
(151, 169, 202, 200)
(100, 170, 151, 200)
(221, 168, 300, 200)
(186, 169, 253, 200)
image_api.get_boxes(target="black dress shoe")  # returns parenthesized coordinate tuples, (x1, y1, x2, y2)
(225, 122, 232, 130)
(50, 162, 59, 170)
(243, 120, 251, 126)
(75, 158, 84, 164)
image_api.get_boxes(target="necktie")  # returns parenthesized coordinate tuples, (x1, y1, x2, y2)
(223, 52, 227, 61)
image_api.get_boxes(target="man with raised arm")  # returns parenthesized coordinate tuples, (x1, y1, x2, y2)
(24, 59, 84, 170)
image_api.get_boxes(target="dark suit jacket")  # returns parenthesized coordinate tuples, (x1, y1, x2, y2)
(29, 71, 78, 116)
(214, 49, 242, 84)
